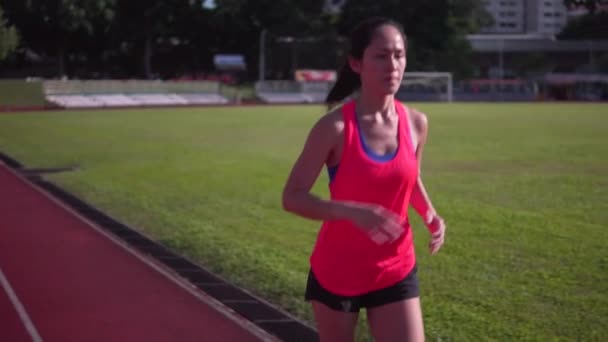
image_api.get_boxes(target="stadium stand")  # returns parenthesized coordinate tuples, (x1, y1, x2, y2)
(255, 80, 331, 104)
(46, 95, 102, 108)
(43, 80, 229, 108)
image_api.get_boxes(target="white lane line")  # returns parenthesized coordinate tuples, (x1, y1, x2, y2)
(0, 267, 43, 342)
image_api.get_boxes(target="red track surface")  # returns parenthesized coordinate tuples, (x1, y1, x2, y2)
(0, 282, 32, 342)
(0, 163, 275, 342)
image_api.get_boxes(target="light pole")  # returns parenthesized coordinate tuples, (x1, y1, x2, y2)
(588, 39, 595, 72)
(259, 29, 267, 81)
(498, 38, 504, 81)
(498, 38, 504, 101)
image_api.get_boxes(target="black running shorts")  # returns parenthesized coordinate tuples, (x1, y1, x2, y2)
(304, 265, 420, 312)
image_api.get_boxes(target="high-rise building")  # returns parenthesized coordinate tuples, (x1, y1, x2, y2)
(480, 0, 526, 34)
(325, 0, 586, 37)
(526, 0, 569, 35)
(480, 0, 571, 36)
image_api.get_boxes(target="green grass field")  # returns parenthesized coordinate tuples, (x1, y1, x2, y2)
(0, 103, 606, 341)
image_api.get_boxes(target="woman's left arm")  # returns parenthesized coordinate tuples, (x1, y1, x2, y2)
(409, 109, 446, 255)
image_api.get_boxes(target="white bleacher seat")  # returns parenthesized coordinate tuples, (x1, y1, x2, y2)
(42, 80, 229, 108)
(128, 94, 185, 106)
(91, 94, 140, 107)
(257, 93, 311, 104)
(178, 94, 229, 105)
(47, 95, 102, 108)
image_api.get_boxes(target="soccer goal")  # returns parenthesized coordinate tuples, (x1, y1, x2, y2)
(398, 72, 453, 102)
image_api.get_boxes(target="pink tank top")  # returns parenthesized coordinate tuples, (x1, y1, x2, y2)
(310, 100, 419, 296)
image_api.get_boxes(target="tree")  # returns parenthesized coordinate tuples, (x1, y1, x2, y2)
(153, 2, 217, 77)
(337, 0, 490, 79)
(0, 0, 115, 76)
(111, 0, 198, 79)
(558, 11, 608, 40)
(563, 0, 606, 14)
(0, 5, 18, 61)
(213, 0, 328, 79)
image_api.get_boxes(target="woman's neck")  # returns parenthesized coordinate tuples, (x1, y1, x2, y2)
(356, 94, 395, 120)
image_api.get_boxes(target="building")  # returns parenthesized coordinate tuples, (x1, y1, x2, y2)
(325, 0, 594, 37)
(480, 0, 527, 34)
(480, 0, 571, 36)
(470, 0, 608, 80)
(526, 0, 570, 35)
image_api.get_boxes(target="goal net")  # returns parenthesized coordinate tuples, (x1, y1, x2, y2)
(398, 72, 453, 102)
(255, 72, 454, 104)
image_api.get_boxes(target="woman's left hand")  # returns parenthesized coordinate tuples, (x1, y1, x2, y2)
(427, 215, 446, 255)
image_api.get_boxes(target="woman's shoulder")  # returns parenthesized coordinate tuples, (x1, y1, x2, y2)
(303, 105, 346, 152)
(313, 105, 346, 136)
(402, 103, 428, 136)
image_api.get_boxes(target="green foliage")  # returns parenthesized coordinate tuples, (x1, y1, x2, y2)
(212, 0, 328, 79)
(1, 0, 116, 74)
(215, 0, 326, 35)
(337, 0, 490, 78)
(563, 0, 604, 13)
(9, 0, 115, 44)
(0, 5, 18, 61)
(558, 11, 608, 40)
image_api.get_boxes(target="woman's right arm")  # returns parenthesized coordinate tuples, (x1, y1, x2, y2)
(282, 112, 354, 221)
(282, 112, 403, 243)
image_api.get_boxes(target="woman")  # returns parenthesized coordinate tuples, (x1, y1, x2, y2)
(282, 17, 446, 342)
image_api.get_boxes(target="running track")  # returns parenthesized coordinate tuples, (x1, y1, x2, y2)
(0, 162, 278, 342)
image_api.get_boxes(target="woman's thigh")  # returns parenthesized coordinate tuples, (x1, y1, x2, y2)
(366, 297, 424, 342)
(311, 300, 360, 342)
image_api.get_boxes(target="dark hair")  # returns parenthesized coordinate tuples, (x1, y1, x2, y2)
(325, 17, 407, 107)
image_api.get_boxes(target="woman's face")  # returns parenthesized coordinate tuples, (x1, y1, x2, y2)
(350, 25, 407, 96)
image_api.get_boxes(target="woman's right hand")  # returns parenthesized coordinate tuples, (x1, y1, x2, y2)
(348, 203, 404, 245)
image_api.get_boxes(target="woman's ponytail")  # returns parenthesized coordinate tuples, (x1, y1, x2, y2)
(325, 63, 360, 109)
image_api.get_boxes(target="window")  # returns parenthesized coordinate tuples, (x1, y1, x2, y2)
(500, 11, 518, 17)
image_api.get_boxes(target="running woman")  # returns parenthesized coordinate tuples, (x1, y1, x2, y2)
(282, 17, 446, 342)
